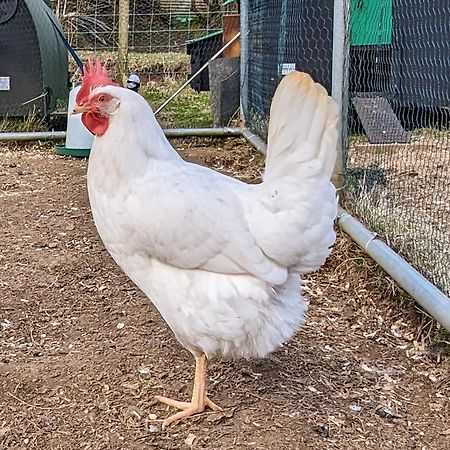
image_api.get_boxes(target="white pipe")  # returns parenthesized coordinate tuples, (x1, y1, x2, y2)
(331, 0, 350, 189)
(239, 0, 249, 125)
(154, 32, 241, 116)
(331, 0, 347, 108)
(240, 126, 450, 332)
(241, 127, 267, 154)
(0, 131, 67, 141)
(338, 208, 450, 332)
(0, 128, 242, 142)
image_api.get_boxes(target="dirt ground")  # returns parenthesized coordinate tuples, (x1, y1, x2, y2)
(1, 138, 449, 450)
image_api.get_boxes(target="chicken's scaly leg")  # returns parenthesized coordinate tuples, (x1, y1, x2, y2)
(155, 353, 222, 428)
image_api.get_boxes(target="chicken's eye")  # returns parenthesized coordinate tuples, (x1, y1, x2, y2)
(98, 95, 106, 102)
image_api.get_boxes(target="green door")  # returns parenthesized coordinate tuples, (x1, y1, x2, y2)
(350, 0, 393, 46)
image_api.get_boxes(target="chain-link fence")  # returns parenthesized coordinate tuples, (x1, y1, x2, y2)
(241, 0, 450, 298)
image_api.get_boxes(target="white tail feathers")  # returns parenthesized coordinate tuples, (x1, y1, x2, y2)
(264, 71, 339, 183)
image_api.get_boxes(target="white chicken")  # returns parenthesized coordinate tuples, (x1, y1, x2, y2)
(72, 60, 339, 428)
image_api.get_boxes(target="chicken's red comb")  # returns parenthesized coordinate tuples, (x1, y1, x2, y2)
(76, 58, 118, 104)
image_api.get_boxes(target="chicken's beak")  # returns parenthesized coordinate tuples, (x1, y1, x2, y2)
(72, 103, 87, 115)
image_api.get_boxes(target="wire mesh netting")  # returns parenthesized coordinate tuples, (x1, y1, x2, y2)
(242, 0, 334, 139)
(0, 0, 239, 130)
(241, 0, 450, 297)
(56, 0, 236, 91)
(345, 0, 450, 297)
(55, 0, 226, 53)
(64, 0, 239, 130)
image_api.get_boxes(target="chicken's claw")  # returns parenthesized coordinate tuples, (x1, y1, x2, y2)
(154, 353, 222, 428)
(155, 394, 222, 428)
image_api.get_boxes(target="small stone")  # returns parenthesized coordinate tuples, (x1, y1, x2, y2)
(313, 425, 330, 438)
(350, 404, 362, 413)
(127, 406, 141, 420)
(1, 319, 12, 330)
(376, 405, 403, 419)
(148, 425, 158, 433)
(185, 433, 196, 446)
(148, 413, 157, 420)
(0, 428, 10, 438)
(116, 322, 125, 330)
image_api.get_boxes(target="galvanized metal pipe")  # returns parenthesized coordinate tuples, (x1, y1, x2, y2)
(0, 128, 242, 142)
(239, 0, 249, 125)
(332, 0, 348, 111)
(278, 0, 289, 72)
(331, 0, 350, 190)
(338, 207, 450, 332)
(0, 131, 67, 141)
(241, 127, 267, 154)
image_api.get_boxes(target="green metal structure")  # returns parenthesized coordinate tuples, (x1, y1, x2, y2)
(0, 0, 69, 117)
(350, 0, 393, 46)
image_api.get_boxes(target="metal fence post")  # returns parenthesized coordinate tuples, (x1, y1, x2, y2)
(239, 0, 249, 126)
(277, 0, 288, 74)
(331, 0, 350, 190)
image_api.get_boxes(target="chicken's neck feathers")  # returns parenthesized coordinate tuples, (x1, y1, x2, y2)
(89, 87, 181, 181)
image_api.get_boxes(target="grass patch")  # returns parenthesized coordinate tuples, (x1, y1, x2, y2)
(69, 50, 211, 128)
(143, 80, 212, 128)
(0, 109, 47, 133)
(70, 51, 190, 81)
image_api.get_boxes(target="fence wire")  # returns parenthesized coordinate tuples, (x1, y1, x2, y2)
(345, 0, 450, 298)
(241, 0, 450, 298)
(0, 1, 239, 130)
(242, 0, 334, 139)
(55, 0, 226, 53)
(60, 0, 238, 130)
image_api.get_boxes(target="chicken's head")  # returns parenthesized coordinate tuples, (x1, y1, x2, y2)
(72, 59, 120, 136)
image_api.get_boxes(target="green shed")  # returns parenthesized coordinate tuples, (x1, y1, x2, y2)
(0, 0, 69, 117)
(349, 0, 394, 95)
(349, 0, 450, 110)
(350, 0, 393, 46)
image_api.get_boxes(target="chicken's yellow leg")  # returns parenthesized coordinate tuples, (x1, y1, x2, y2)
(155, 353, 222, 428)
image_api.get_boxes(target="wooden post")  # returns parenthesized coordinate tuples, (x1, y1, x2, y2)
(117, 0, 130, 87)
(223, 14, 241, 58)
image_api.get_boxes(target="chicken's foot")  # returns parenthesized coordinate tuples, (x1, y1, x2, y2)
(155, 353, 222, 428)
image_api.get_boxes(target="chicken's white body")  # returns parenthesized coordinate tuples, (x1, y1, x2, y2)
(87, 72, 339, 360)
